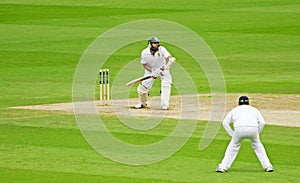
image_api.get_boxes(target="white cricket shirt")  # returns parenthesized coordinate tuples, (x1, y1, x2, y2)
(223, 105, 265, 129)
(140, 46, 171, 70)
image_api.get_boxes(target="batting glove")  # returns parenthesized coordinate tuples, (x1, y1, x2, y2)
(152, 68, 164, 78)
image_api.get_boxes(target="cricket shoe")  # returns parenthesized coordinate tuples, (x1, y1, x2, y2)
(161, 104, 169, 110)
(216, 166, 226, 173)
(134, 103, 147, 109)
(265, 166, 274, 172)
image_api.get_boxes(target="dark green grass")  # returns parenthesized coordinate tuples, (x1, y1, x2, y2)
(1, 0, 300, 182)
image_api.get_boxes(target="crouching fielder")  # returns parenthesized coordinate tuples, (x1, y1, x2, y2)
(135, 36, 175, 110)
(216, 96, 274, 173)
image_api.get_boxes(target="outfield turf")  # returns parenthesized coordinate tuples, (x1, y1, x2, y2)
(0, 0, 300, 182)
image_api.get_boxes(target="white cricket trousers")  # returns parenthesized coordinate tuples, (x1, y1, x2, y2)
(219, 127, 272, 170)
(141, 70, 172, 107)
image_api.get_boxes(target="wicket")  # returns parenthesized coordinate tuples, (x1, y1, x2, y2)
(99, 69, 110, 106)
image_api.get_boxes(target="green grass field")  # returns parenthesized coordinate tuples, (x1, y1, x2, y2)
(1, 0, 300, 182)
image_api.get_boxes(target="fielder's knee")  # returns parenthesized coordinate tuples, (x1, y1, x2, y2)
(230, 142, 241, 152)
(251, 142, 262, 150)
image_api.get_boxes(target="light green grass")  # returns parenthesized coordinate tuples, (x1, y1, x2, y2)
(0, 109, 299, 182)
(0, 0, 300, 182)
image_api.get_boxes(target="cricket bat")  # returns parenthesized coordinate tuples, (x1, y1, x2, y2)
(126, 75, 156, 86)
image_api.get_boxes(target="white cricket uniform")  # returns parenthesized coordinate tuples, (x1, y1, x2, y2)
(140, 45, 172, 89)
(218, 105, 273, 170)
(139, 45, 173, 108)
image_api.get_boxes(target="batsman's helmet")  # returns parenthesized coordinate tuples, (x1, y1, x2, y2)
(238, 96, 249, 105)
(148, 36, 160, 43)
(148, 36, 160, 51)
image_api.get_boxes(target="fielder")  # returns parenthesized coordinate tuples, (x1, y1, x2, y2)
(216, 96, 274, 173)
(135, 36, 176, 110)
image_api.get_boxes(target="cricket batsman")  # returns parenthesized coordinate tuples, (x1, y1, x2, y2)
(135, 36, 176, 110)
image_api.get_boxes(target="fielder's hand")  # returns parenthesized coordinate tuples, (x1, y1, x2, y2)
(168, 57, 176, 62)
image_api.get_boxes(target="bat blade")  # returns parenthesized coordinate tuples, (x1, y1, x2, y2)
(126, 75, 153, 86)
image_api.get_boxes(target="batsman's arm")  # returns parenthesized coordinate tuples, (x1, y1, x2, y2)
(143, 64, 162, 77)
(165, 56, 176, 70)
(143, 64, 153, 72)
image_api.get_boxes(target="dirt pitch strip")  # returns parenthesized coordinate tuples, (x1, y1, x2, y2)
(11, 94, 300, 127)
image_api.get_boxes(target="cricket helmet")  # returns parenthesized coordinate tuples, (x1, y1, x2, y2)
(148, 36, 160, 43)
(148, 36, 160, 51)
(238, 96, 249, 105)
